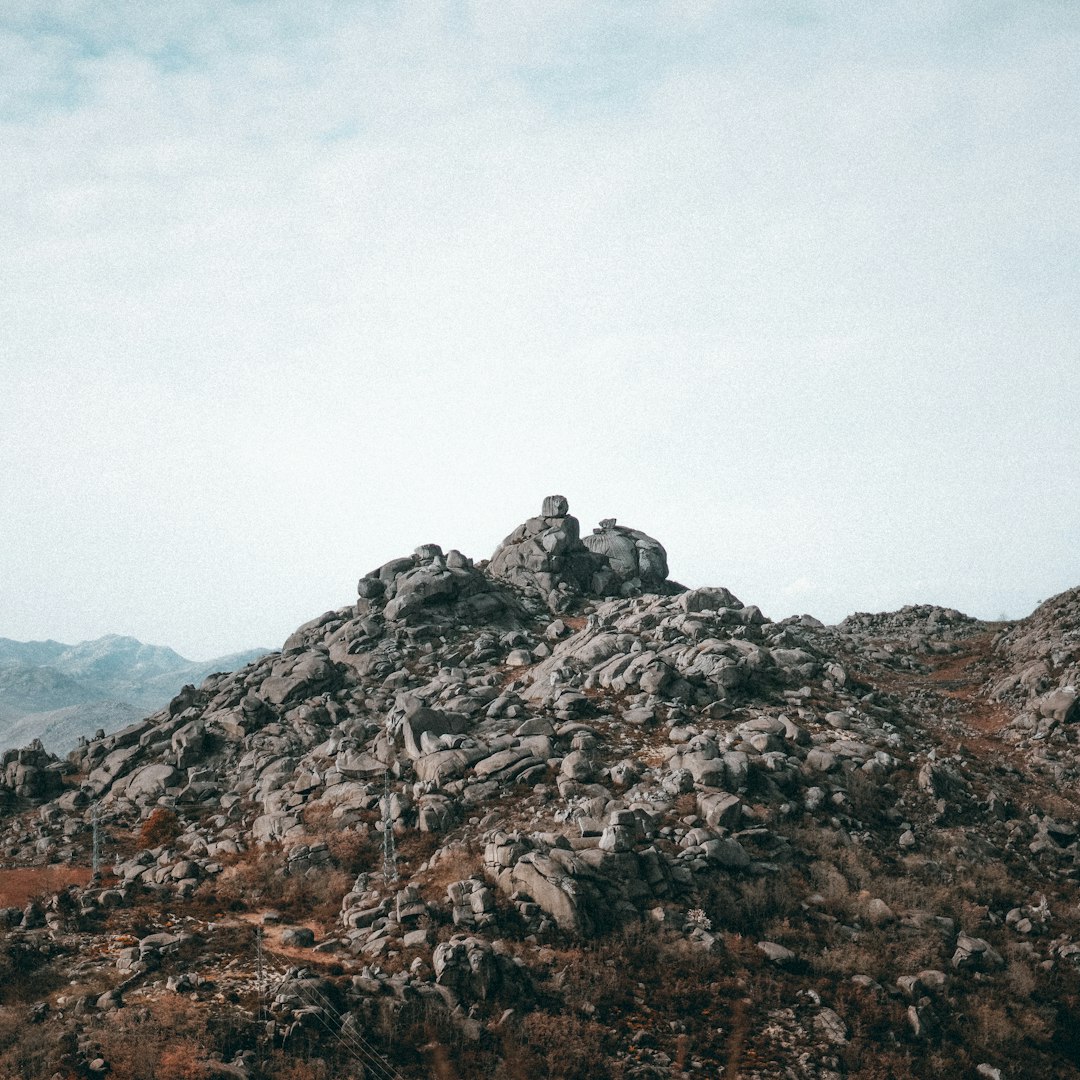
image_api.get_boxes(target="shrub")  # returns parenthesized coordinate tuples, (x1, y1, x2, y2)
(518, 1013, 616, 1079)
(204, 845, 354, 923)
(139, 808, 181, 850)
(156, 1039, 208, 1080)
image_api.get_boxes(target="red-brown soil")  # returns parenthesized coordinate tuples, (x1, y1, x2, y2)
(0, 866, 93, 907)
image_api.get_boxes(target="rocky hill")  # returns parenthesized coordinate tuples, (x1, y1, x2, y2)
(0, 498, 1078, 1079)
(0, 636, 269, 754)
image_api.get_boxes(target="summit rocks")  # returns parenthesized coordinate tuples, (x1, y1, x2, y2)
(487, 495, 679, 610)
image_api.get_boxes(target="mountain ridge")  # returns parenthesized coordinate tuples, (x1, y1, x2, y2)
(0, 634, 269, 753)
(0, 496, 1078, 1079)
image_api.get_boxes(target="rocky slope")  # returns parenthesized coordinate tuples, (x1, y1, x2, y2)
(0, 636, 269, 754)
(0, 498, 1078, 1080)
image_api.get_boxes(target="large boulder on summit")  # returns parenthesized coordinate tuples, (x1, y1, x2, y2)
(487, 495, 597, 606)
(488, 496, 679, 608)
(582, 518, 669, 592)
(0, 740, 65, 802)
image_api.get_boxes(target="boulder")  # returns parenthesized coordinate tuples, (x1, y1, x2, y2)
(951, 933, 1004, 972)
(122, 763, 181, 802)
(509, 854, 589, 934)
(581, 519, 669, 591)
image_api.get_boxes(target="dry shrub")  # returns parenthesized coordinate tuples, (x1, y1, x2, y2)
(815, 941, 879, 979)
(1006, 956, 1037, 999)
(833, 843, 882, 893)
(156, 1038, 208, 1080)
(809, 860, 854, 919)
(396, 830, 441, 871)
(202, 845, 288, 912)
(262, 1054, 334, 1080)
(956, 899, 991, 931)
(322, 828, 376, 873)
(95, 997, 210, 1080)
(301, 803, 337, 832)
(0, 1018, 58, 1080)
(1034, 792, 1080, 821)
(554, 949, 628, 1014)
(0, 1008, 22, 1054)
(413, 845, 484, 898)
(0, 937, 65, 1005)
(839, 1047, 920, 1080)
(301, 804, 380, 874)
(886, 934, 943, 975)
(833, 980, 909, 1044)
(518, 1013, 616, 1079)
(968, 999, 1017, 1052)
(203, 840, 355, 923)
(718, 930, 762, 966)
(700, 869, 803, 935)
(844, 768, 895, 825)
(139, 807, 181, 849)
(956, 859, 1015, 912)
(1004, 944, 1037, 998)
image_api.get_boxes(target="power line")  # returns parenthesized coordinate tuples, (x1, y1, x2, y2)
(258, 944, 410, 1080)
(267, 964, 404, 1079)
(267, 959, 405, 1080)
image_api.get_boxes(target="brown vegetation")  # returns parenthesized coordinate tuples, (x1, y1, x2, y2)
(0, 866, 92, 908)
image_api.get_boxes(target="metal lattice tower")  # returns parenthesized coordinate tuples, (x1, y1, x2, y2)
(255, 926, 266, 1069)
(382, 770, 397, 883)
(91, 804, 101, 880)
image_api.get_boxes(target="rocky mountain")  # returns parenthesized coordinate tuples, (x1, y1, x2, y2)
(0, 636, 269, 754)
(0, 703, 145, 761)
(0, 497, 1078, 1079)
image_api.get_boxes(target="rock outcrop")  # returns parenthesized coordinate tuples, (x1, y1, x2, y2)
(488, 495, 679, 609)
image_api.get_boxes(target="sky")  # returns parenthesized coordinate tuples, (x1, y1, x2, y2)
(1, 1, 1078, 660)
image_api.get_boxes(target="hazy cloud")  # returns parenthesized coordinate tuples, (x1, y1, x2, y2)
(2, 2, 1078, 655)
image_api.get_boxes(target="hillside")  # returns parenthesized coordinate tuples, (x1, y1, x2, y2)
(0, 636, 270, 754)
(0, 497, 1078, 1079)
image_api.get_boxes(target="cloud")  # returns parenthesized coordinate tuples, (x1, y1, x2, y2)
(1, 2, 1078, 654)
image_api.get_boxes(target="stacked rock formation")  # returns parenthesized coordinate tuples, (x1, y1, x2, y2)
(990, 586, 1080, 741)
(487, 495, 676, 609)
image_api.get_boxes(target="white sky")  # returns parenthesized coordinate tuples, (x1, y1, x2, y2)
(2, 1, 1078, 659)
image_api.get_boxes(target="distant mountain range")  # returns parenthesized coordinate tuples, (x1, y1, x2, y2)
(0, 634, 269, 754)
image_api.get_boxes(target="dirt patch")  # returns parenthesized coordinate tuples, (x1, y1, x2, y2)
(0, 866, 93, 907)
(228, 911, 349, 969)
(860, 632, 1024, 770)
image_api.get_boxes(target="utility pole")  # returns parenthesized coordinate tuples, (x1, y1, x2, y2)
(255, 926, 265, 1071)
(256, 927, 264, 1008)
(382, 770, 397, 883)
(91, 804, 101, 881)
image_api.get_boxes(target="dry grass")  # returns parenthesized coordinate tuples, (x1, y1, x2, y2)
(410, 844, 485, 901)
(200, 844, 355, 924)
(138, 807, 181, 850)
(0, 866, 92, 907)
